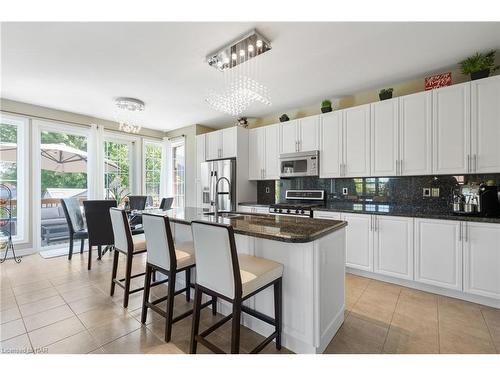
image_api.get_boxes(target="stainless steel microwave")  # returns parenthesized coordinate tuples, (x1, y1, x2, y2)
(279, 151, 319, 178)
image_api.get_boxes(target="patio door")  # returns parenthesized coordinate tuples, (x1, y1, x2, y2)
(33, 120, 90, 251)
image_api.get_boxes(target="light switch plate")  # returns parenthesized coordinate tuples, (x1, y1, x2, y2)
(423, 188, 431, 197)
(342, 187, 348, 195)
(431, 188, 440, 197)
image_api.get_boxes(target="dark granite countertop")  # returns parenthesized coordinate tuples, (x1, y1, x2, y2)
(314, 202, 500, 224)
(238, 202, 270, 207)
(139, 207, 347, 243)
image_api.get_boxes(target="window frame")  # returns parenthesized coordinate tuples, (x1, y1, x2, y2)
(142, 138, 162, 207)
(0, 113, 29, 244)
(170, 137, 185, 208)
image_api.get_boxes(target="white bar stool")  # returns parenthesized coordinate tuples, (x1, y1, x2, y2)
(141, 213, 216, 342)
(190, 220, 283, 354)
(109, 207, 154, 308)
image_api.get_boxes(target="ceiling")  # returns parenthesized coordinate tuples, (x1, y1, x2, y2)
(2, 22, 500, 131)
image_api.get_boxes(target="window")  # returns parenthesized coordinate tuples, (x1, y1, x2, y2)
(171, 138, 185, 208)
(143, 140, 162, 207)
(104, 139, 132, 202)
(0, 114, 28, 242)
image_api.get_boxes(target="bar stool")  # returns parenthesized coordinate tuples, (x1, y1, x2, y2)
(141, 214, 216, 342)
(109, 208, 157, 308)
(190, 221, 283, 354)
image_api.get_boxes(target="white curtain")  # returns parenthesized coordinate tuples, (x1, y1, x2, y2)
(87, 124, 104, 199)
(159, 136, 172, 199)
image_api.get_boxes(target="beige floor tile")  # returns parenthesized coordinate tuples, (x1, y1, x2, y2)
(0, 318, 26, 342)
(0, 306, 21, 324)
(345, 273, 370, 290)
(44, 330, 101, 354)
(77, 303, 130, 329)
(88, 347, 106, 354)
(67, 293, 114, 315)
(0, 295, 18, 311)
(351, 287, 400, 325)
(18, 294, 66, 317)
(439, 323, 496, 354)
(145, 342, 185, 354)
(101, 326, 167, 353)
(365, 279, 402, 296)
(324, 313, 388, 354)
(15, 287, 59, 305)
(28, 316, 86, 348)
(12, 279, 52, 294)
(87, 315, 142, 346)
(0, 333, 33, 354)
(23, 304, 75, 332)
(59, 285, 106, 303)
(481, 307, 500, 352)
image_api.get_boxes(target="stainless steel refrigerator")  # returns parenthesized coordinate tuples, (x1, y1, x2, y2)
(200, 159, 236, 212)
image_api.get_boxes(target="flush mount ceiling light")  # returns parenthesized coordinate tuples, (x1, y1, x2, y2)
(205, 29, 272, 117)
(114, 97, 145, 134)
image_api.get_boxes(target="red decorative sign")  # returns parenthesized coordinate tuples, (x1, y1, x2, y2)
(425, 72, 452, 91)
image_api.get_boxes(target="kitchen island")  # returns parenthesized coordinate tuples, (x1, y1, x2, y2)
(141, 207, 347, 354)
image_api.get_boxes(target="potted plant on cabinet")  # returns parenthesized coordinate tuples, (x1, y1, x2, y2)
(459, 50, 499, 80)
(379, 88, 393, 100)
(321, 99, 333, 113)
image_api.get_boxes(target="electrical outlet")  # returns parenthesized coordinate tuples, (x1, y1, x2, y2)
(342, 187, 348, 195)
(423, 188, 431, 197)
(431, 188, 440, 197)
(265, 187, 270, 194)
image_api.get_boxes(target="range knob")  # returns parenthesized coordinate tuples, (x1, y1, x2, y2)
(274, 208, 278, 213)
(295, 209, 300, 214)
(301, 209, 305, 214)
(286, 209, 291, 214)
(278, 208, 283, 213)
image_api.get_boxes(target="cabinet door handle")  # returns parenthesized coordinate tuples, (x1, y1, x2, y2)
(473, 154, 477, 172)
(465, 222, 468, 242)
(263, 169, 266, 179)
(467, 155, 470, 173)
(400, 160, 403, 175)
(459, 223, 462, 242)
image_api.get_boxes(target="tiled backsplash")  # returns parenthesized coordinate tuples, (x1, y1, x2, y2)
(257, 174, 500, 210)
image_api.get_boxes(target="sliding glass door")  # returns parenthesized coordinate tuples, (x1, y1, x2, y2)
(103, 137, 134, 204)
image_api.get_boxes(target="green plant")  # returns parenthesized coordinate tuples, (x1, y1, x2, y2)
(459, 50, 499, 74)
(321, 99, 332, 108)
(379, 88, 394, 95)
(107, 176, 129, 206)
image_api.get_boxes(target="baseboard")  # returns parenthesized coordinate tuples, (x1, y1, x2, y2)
(347, 267, 500, 309)
(0, 247, 36, 260)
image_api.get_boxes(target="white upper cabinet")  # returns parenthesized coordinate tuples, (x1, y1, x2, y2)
(280, 116, 319, 154)
(463, 222, 500, 299)
(399, 91, 432, 176)
(280, 120, 299, 154)
(195, 134, 206, 208)
(343, 104, 371, 177)
(264, 124, 280, 179)
(432, 82, 470, 175)
(320, 111, 343, 178)
(342, 213, 373, 272)
(414, 218, 462, 291)
(248, 124, 280, 180)
(298, 116, 320, 152)
(373, 215, 414, 280)
(221, 127, 236, 158)
(205, 131, 221, 160)
(371, 98, 399, 176)
(205, 127, 240, 160)
(248, 128, 264, 180)
(470, 75, 500, 173)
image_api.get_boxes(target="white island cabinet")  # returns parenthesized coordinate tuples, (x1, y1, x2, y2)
(166, 209, 347, 354)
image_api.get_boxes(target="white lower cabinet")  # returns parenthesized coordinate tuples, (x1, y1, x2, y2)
(414, 218, 462, 291)
(463, 222, 500, 299)
(342, 213, 373, 272)
(373, 215, 414, 280)
(238, 205, 270, 214)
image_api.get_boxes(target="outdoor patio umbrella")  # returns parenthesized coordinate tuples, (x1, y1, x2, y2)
(0, 142, 119, 173)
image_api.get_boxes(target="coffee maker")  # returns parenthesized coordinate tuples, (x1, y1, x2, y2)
(452, 182, 500, 216)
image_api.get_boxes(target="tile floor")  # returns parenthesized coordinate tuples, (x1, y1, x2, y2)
(1, 251, 499, 354)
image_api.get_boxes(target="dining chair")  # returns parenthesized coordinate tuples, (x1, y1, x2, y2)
(190, 221, 283, 354)
(128, 195, 148, 210)
(82, 200, 116, 270)
(141, 213, 216, 342)
(159, 197, 174, 210)
(109, 207, 148, 308)
(61, 198, 88, 261)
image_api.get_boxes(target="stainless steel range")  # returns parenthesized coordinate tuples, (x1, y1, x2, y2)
(269, 190, 326, 217)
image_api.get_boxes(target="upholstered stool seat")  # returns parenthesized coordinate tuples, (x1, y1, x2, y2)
(131, 233, 147, 253)
(238, 254, 283, 298)
(174, 241, 195, 269)
(190, 221, 283, 354)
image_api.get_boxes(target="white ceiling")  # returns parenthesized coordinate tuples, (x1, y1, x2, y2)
(2, 22, 500, 131)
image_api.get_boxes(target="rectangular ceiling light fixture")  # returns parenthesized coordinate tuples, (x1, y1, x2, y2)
(206, 29, 271, 71)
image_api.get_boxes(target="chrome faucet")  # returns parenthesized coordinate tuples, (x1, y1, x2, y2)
(214, 176, 231, 217)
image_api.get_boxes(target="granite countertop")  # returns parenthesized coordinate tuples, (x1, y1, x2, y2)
(314, 202, 500, 224)
(140, 207, 347, 243)
(238, 202, 271, 207)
